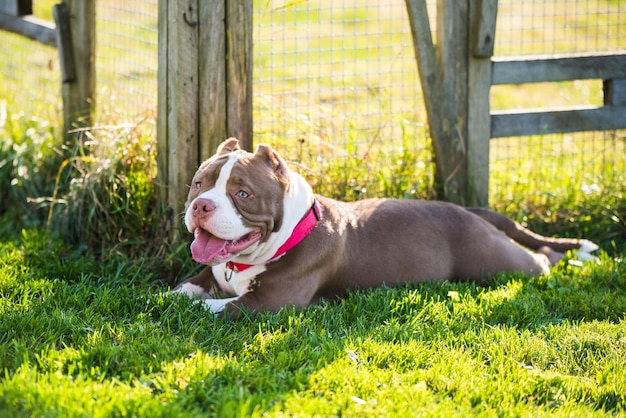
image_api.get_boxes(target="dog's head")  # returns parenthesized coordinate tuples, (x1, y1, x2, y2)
(184, 138, 292, 265)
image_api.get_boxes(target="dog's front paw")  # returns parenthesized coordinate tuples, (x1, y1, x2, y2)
(163, 286, 240, 314)
(171, 282, 216, 299)
(201, 297, 240, 313)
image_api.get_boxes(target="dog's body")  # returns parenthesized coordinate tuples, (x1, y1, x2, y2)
(172, 138, 598, 314)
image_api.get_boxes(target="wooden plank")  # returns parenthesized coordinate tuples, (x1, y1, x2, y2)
(53, 3, 75, 82)
(491, 105, 626, 138)
(472, 0, 497, 58)
(405, 0, 449, 201)
(604, 79, 626, 106)
(436, 0, 469, 204)
(198, 0, 226, 161)
(60, 0, 95, 142)
(0, 0, 31, 16)
(492, 52, 626, 85)
(0, 12, 55, 46)
(467, 0, 494, 207)
(166, 0, 200, 215)
(156, 0, 169, 209)
(404, 0, 444, 149)
(226, 0, 253, 151)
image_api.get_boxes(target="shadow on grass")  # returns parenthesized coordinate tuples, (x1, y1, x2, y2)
(1, 226, 624, 415)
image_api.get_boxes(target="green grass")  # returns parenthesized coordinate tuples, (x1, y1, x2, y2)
(0, 227, 625, 417)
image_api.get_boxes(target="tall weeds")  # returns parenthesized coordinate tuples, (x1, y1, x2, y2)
(0, 105, 194, 282)
(0, 102, 62, 224)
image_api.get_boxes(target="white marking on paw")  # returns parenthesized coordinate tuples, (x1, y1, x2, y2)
(576, 239, 600, 264)
(580, 239, 599, 253)
(203, 297, 240, 313)
(575, 251, 600, 263)
(165, 286, 239, 313)
(171, 283, 212, 299)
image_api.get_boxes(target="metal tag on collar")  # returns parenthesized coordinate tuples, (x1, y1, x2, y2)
(224, 262, 235, 282)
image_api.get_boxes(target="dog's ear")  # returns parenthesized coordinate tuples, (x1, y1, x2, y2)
(254, 144, 289, 184)
(216, 138, 241, 155)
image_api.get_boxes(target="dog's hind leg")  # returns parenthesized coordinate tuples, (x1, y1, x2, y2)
(467, 207, 597, 260)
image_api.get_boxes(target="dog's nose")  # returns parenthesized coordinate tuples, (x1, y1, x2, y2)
(192, 198, 217, 218)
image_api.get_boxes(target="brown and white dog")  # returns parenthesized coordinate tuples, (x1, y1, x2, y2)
(172, 138, 598, 315)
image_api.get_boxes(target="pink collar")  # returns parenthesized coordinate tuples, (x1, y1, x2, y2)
(226, 200, 321, 274)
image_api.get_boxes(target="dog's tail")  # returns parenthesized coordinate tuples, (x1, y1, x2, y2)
(467, 208, 599, 261)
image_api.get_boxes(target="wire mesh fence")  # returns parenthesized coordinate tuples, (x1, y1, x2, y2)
(1, 0, 624, 206)
(253, 0, 435, 199)
(96, 1, 158, 121)
(496, 0, 624, 56)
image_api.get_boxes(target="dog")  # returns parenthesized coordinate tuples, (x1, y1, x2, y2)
(171, 138, 598, 315)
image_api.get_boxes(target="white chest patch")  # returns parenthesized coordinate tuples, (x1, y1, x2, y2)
(212, 263, 267, 296)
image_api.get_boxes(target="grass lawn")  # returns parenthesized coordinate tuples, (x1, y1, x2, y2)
(1, 225, 625, 416)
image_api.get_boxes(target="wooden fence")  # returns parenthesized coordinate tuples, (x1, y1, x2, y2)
(5, 1, 624, 212)
(406, 0, 626, 206)
(490, 52, 626, 137)
(157, 0, 625, 213)
(0, 0, 95, 142)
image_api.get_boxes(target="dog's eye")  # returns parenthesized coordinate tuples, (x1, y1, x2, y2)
(194, 181, 202, 189)
(235, 190, 250, 199)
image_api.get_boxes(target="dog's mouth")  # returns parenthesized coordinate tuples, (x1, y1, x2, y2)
(190, 228, 262, 265)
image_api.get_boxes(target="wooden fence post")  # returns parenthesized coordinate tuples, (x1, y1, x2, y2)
(406, 0, 492, 206)
(54, 0, 96, 144)
(225, 1, 253, 151)
(436, 0, 470, 204)
(467, 0, 496, 206)
(158, 0, 253, 216)
(158, 0, 200, 221)
(197, 0, 225, 162)
(404, 0, 447, 199)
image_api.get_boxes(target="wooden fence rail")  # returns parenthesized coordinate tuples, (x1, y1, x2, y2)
(406, 0, 626, 206)
(491, 52, 626, 137)
(0, 8, 55, 45)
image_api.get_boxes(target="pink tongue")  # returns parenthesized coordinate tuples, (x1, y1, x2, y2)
(190, 228, 229, 263)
